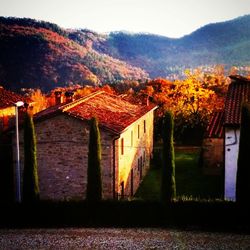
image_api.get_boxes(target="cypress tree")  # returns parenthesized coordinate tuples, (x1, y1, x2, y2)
(236, 103, 250, 204)
(86, 117, 102, 201)
(161, 111, 176, 203)
(23, 112, 39, 203)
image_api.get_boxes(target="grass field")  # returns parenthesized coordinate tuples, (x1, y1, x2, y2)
(135, 147, 224, 201)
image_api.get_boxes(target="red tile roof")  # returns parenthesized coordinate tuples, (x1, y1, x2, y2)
(0, 86, 29, 109)
(205, 111, 224, 138)
(35, 91, 157, 134)
(224, 75, 250, 126)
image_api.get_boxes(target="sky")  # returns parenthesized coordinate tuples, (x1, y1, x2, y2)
(0, 0, 250, 38)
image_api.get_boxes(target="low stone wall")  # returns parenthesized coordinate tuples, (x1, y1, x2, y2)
(202, 138, 223, 175)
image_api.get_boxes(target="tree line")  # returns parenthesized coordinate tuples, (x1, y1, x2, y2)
(25, 65, 237, 144)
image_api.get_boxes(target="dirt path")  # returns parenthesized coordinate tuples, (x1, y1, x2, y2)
(0, 228, 249, 249)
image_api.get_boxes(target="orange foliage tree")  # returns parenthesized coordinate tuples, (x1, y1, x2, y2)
(140, 68, 227, 143)
(23, 89, 48, 114)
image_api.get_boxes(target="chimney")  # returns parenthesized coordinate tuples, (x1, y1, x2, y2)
(65, 91, 74, 103)
(54, 91, 63, 105)
(146, 96, 149, 106)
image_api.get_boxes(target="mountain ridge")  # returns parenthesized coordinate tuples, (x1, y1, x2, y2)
(0, 17, 148, 91)
(0, 15, 250, 91)
(89, 14, 250, 77)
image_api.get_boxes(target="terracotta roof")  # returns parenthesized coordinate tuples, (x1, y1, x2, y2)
(0, 86, 29, 109)
(35, 91, 157, 134)
(205, 111, 224, 138)
(224, 75, 250, 126)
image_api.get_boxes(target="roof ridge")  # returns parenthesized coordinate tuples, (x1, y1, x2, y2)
(229, 75, 250, 83)
(60, 90, 104, 112)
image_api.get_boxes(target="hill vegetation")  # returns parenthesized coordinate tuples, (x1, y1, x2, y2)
(91, 15, 250, 78)
(1, 15, 250, 91)
(0, 17, 148, 91)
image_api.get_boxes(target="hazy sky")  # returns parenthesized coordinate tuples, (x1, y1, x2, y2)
(1, 0, 250, 37)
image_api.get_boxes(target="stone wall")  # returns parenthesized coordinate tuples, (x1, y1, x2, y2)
(13, 114, 115, 201)
(202, 138, 223, 175)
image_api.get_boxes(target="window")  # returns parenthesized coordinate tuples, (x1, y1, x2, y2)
(144, 120, 146, 133)
(131, 130, 133, 147)
(120, 181, 124, 199)
(138, 125, 140, 139)
(140, 156, 143, 180)
(143, 151, 146, 165)
(138, 156, 143, 179)
(130, 169, 134, 196)
(121, 138, 124, 155)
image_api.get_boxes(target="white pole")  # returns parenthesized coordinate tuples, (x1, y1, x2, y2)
(15, 105, 21, 203)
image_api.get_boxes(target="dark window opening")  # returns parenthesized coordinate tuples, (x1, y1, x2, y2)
(121, 138, 124, 155)
(130, 169, 134, 196)
(140, 156, 143, 180)
(121, 181, 124, 199)
(143, 151, 146, 165)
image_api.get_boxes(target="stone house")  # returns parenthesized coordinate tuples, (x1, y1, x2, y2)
(13, 91, 157, 201)
(203, 75, 250, 200)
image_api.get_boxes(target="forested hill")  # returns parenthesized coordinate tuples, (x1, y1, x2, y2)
(1, 15, 250, 91)
(0, 17, 148, 91)
(91, 15, 250, 78)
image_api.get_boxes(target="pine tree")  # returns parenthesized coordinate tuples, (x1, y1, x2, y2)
(86, 117, 102, 201)
(236, 103, 250, 204)
(161, 111, 176, 202)
(23, 112, 39, 203)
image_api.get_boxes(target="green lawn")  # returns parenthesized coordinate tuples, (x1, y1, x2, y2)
(135, 148, 224, 201)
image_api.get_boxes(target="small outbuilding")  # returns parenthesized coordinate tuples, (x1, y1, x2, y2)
(203, 75, 250, 200)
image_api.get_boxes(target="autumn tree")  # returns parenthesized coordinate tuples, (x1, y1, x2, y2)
(86, 117, 102, 201)
(29, 89, 48, 114)
(140, 67, 227, 144)
(23, 112, 39, 203)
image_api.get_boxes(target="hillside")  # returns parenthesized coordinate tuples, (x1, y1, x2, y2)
(90, 15, 250, 78)
(1, 15, 250, 91)
(0, 17, 148, 91)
